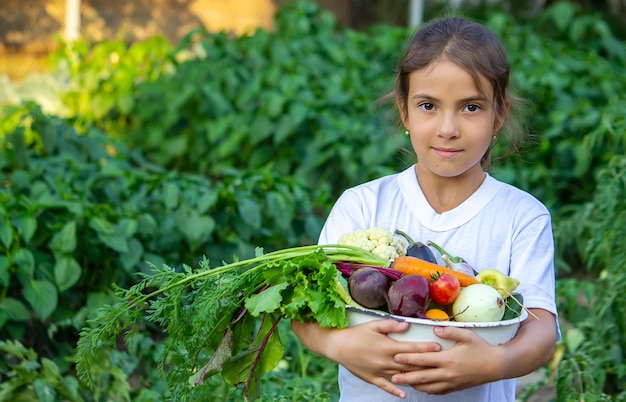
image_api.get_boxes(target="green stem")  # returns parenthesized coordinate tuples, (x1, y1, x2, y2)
(427, 240, 463, 263)
(395, 229, 415, 244)
(138, 244, 387, 304)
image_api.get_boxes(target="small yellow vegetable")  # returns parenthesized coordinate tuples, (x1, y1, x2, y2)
(425, 308, 450, 321)
(475, 269, 520, 297)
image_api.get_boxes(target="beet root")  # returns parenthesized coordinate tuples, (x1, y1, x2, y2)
(387, 274, 430, 318)
(348, 267, 391, 309)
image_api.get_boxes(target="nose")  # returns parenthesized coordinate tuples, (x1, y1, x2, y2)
(437, 112, 459, 139)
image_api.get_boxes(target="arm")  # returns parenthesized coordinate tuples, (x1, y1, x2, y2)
(496, 308, 557, 378)
(291, 319, 442, 399)
(390, 308, 557, 394)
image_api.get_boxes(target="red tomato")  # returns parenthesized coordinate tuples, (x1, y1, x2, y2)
(428, 273, 461, 305)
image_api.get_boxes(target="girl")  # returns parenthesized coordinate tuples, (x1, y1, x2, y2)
(291, 16, 559, 402)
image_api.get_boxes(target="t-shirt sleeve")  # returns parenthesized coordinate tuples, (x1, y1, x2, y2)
(509, 212, 561, 339)
(318, 189, 367, 244)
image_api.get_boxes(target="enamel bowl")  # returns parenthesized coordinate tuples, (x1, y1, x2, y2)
(346, 306, 528, 350)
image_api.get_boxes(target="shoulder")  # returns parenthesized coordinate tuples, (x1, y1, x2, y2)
(487, 175, 551, 217)
(341, 172, 400, 199)
(318, 167, 412, 243)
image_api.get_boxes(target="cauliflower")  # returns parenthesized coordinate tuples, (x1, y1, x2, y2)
(338, 228, 407, 262)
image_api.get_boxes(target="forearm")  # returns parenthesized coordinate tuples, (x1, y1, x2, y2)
(291, 320, 336, 360)
(498, 308, 557, 380)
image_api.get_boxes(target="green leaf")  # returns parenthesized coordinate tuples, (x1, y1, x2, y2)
(0, 297, 31, 321)
(222, 314, 284, 401)
(118, 93, 134, 114)
(189, 329, 234, 386)
(0, 221, 14, 248)
(54, 255, 82, 292)
(34, 378, 57, 402)
(237, 196, 261, 229)
(264, 91, 285, 118)
(245, 282, 289, 316)
(24, 279, 58, 320)
(15, 216, 38, 243)
(89, 216, 115, 235)
(196, 190, 219, 214)
(163, 182, 180, 210)
(120, 237, 144, 272)
(86, 291, 117, 313)
(174, 207, 215, 250)
(162, 135, 188, 159)
(549, 1, 577, 33)
(49, 221, 77, 254)
(118, 218, 138, 238)
(41, 357, 62, 380)
(565, 328, 586, 354)
(137, 213, 158, 236)
(13, 248, 35, 277)
(98, 234, 129, 253)
(0, 310, 7, 328)
(0, 255, 9, 287)
(266, 191, 293, 231)
(503, 293, 524, 320)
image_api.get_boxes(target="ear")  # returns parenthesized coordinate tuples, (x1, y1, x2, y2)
(494, 100, 511, 133)
(397, 96, 409, 129)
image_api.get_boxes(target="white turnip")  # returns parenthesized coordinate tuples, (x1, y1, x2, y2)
(452, 284, 505, 322)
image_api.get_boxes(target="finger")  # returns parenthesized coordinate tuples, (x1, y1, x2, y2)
(384, 365, 431, 377)
(391, 367, 452, 392)
(395, 339, 442, 354)
(431, 326, 482, 344)
(391, 340, 442, 364)
(372, 376, 408, 399)
(380, 362, 432, 376)
(411, 382, 453, 395)
(393, 350, 438, 369)
(370, 319, 410, 335)
(391, 368, 433, 386)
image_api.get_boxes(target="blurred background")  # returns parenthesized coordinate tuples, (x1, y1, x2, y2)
(2, 0, 625, 80)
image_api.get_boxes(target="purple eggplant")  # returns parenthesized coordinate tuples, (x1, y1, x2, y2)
(395, 230, 438, 264)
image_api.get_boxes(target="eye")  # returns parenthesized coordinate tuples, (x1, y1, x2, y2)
(463, 104, 482, 113)
(419, 102, 435, 111)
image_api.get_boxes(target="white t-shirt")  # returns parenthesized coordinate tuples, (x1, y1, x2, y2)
(318, 165, 559, 402)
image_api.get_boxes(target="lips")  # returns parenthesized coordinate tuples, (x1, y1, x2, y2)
(433, 147, 461, 158)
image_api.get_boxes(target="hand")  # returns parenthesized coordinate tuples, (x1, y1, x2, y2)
(325, 319, 442, 399)
(390, 308, 557, 395)
(390, 326, 505, 395)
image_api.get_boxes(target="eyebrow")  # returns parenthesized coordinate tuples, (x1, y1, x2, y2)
(410, 93, 490, 104)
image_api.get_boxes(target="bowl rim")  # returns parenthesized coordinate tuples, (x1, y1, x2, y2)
(346, 305, 528, 328)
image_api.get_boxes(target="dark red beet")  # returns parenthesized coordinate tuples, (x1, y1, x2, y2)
(387, 275, 430, 318)
(348, 268, 391, 309)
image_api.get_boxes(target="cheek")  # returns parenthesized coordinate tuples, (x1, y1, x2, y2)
(407, 115, 436, 133)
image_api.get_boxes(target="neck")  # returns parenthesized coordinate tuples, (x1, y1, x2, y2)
(414, 165, 486, 214)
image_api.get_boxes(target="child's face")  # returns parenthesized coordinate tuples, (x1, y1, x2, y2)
(402, 59, 500, 180)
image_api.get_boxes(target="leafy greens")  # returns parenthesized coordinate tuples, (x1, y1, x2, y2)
(75, 244, 389, 401)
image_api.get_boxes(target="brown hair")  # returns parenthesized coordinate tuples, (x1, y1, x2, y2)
(394, 17, 529, 171)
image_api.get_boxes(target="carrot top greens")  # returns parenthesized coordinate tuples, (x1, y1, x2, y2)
(75, 244, 389, 401)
